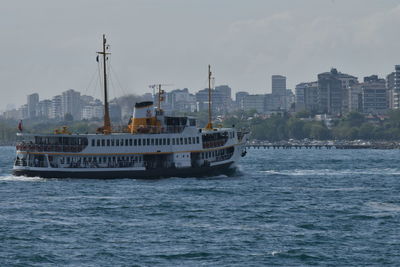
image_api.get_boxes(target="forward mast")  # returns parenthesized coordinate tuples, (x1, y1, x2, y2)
(97, 34, 112, 134)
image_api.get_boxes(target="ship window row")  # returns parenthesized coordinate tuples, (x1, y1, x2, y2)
(91, 137, 200, 147)
(199, 147, 234, 161)
(62, 155, 143, 165)
(200, 150, 225, 159)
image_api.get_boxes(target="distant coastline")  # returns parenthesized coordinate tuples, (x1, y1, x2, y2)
(3, 109, 400, 145)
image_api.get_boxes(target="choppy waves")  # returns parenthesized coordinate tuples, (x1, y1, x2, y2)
(0, 148, 400, 266)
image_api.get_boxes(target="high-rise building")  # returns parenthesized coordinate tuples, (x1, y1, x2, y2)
(215, 85, 233, 112)
(164, 88, 196, 113)
(348, 84, 363, 113)
(61, 89, 81, 120)
(18, 104, 28, 119)
(317, 70, 342, 114)
(271, 75, 287, 110)
(338, 72, 359, 114)
(362, 76, 387, 114)
(37, 100, 52, 119)
(349, 75, 387, 114)
(195, 89, 209, 112)
(195, 87, 231, 114)
(387, 65, 400, 109)
(295, 82, 318, 113)
(215, 85, 232, 100)
(81, 100, 104, 120)
(27, 93, 39, 118)
(235, 91, 249, 110)
(272, 75, 286, 95)
(51, 95, 62, 119)
(264, 94, 274, 112)
(317, 68, 358, 115)
(242, 94, 266, 113)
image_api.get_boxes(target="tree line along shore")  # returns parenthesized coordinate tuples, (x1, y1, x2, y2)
(2, 110, 400, 145)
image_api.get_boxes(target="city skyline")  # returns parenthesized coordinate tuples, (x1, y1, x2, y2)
(3, 63, 399, 121)
(1, 0, 400, 110)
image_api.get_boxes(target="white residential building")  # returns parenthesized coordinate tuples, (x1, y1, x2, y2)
(62, 89, 81, 120)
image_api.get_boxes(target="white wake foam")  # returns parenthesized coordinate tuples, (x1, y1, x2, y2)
(0, 175, 44, 182)
(260, 168, 400, 176)
(367, 201, 400, 212)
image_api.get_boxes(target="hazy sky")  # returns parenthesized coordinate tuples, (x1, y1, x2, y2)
(1, 0, 400, 110)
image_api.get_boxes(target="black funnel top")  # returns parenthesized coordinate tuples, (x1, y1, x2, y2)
(135, 101, 153, 108)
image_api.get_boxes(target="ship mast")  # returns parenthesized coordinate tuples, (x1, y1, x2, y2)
(97, 34, 112, 134)
(206, 64, 213, 130)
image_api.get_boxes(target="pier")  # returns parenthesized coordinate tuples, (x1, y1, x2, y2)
(246, 141, 400, 150)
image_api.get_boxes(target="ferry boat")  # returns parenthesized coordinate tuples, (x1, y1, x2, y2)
(12, 35, 249, 179)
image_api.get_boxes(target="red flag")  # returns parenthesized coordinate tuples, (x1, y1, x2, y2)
(18, 120, 23, 132)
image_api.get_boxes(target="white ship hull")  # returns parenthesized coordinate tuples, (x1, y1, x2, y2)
(13, 129, 249, 179)
(13, 161, 237, 179)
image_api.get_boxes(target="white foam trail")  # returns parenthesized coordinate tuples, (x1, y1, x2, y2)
(0, 175, 44, 182)
(260, 168, 400, 176)
(367, 202, 400, 212)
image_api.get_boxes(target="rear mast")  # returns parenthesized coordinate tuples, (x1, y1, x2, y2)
(206, 65, 213, 130)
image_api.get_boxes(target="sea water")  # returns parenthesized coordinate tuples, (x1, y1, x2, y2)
(0, 146, 399, 266)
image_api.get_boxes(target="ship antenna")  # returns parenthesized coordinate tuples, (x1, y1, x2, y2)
(206, 64, 213, 130)
(158, 84, 162, 111)
(97, 34, 112, 134)
(149, 83, 171, 112)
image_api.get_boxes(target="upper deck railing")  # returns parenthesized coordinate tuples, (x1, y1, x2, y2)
(131, 125, 187, 134)
(111, 125, 188, 134)
(16, 143, 87, 153)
